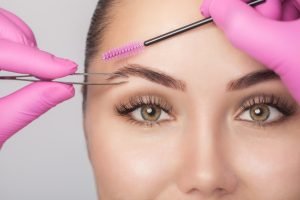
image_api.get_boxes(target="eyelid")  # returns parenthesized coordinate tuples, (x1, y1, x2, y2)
(115, 94, 175, 116)
(235, 93, 297, 116)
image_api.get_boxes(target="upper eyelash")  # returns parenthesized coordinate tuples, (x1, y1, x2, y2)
(115, 95, 173, 116)
(238, 93, 297, 117)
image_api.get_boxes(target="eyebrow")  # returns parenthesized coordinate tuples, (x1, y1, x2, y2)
(227, 69, 280, 91)
(109, 64, 187, 91)
(109, 63, 280, 92)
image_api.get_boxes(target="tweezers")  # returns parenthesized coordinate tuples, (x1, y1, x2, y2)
(0, 72, 128, 86)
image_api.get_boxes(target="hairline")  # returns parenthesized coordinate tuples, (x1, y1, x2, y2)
(83, 0, 120, 111)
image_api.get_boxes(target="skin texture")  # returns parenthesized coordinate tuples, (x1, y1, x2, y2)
(84, 0, 300, 199)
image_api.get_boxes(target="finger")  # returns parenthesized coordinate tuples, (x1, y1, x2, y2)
(293, 0, 300, 9)
(0, 82, 75, 144)
(200, 0, 281, 29)
(254, 0, 283, 19)
(0, 39, 77, 79)
(200, 0, 300, 72)
(282, 0, 300, 20)
(0, 8, 36, 46)
(200, 0, 283, 19)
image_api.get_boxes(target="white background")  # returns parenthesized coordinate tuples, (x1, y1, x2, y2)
(0, 0, 98, 199)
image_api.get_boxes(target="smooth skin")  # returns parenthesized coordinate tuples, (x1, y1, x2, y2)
(0, 8, 77, 148)
(85, 0, 300, 199)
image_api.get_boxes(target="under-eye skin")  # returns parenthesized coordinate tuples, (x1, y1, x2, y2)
(235, 93, 298, 128)
(115, 95, 175, 127)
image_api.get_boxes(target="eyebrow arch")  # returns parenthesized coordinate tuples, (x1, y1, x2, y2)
(109, 63, 187, 92)
(227, 69, 280, 91)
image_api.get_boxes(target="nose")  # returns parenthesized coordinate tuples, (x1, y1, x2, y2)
(176, 122, 238, 197)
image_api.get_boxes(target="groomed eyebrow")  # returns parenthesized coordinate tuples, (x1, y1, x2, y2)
(108, 63, 280, 92)
(227, 69, 280, 91)
(109, 64, 187, 92)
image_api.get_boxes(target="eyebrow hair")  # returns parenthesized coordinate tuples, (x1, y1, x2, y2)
(109, 64, 187, 91)
(109, 63, 280, 92)
(227, 69, 280, 91)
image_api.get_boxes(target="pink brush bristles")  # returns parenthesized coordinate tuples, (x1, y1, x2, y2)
(102, 42, 145, 61)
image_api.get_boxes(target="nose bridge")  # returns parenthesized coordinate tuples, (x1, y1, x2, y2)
(176, 103, 238, 196)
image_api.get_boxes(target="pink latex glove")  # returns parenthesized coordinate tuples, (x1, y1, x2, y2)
(0, 8, 78, 148)
(200, 0, 300, 103)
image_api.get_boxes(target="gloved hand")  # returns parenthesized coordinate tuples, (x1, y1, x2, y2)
(200, 0, 300, 103)
(0, 8, 77, 148)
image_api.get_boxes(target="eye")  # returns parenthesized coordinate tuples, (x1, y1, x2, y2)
(115, 95, 174, 126)
(235, 94, 298, 127)
(131, 105, 171, 122)
(238, 104, 283, 124)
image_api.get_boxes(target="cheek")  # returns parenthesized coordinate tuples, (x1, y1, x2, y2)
(231, 126, 300, 198)
(86, 110, 181, 199)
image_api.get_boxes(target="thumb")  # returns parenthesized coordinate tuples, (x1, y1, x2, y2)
(0, 82, 74, 145)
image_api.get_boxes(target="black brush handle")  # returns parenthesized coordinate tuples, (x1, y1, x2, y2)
(144, 0, 265, 46)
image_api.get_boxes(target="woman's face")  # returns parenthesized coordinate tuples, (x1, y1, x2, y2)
(84, 0, 300, 199)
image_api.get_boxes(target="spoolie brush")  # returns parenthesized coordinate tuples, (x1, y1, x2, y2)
(102, 0, 265, 61)
(102, 42, 145, 60)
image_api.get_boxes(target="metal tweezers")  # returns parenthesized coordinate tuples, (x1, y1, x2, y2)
(0, 72, 128, 85)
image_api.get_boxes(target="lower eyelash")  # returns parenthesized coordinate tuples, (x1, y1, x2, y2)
(122, 117, 164, 128)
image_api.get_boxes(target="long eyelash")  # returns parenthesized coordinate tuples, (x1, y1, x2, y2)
(238, 93, 297, 127)
(115, 95, 173, 116)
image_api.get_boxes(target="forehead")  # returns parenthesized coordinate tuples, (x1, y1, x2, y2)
(102, 0, 204, 51)
(93, 0, 265, 87)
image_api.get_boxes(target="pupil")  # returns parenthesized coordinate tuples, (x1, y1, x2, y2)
(146, 108, 155, 115)
(254, 108, 262, 115)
